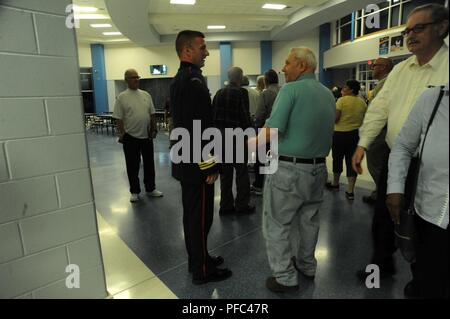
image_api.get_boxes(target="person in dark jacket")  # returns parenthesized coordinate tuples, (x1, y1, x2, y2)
(169, 30, 232, 285)
(213, 66, 255, 215)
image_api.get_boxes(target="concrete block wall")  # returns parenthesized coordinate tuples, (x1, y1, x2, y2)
(0, 1, 107, 298)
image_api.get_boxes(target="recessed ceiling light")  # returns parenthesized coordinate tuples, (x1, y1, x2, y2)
(103, 32, 122, 36)
(90, 24, 112, 28)
(74, 14, 109, 20)
(262, 3, 287, 10)
(170, 0, 196, 5)
(207, 25, 226, 30)
(72, 5, 98, 13)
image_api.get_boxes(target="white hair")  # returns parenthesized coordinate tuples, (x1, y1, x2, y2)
(289, 47, 317, 71)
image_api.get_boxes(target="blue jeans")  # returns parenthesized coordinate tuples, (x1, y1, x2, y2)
(263, 160, 327, 286)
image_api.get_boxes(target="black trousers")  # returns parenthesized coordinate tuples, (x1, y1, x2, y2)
(122, 133, 156, 194)
(253, 143, 269, 189)
(415, 215, 449, 299)
(181, 182, 216, 278)
(220, 163, 251, 211)
(372, 153, 418, 269)
(332, 130, 359, 177)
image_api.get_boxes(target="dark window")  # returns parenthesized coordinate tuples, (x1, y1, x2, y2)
(340, 14, 352, 25)
(391, 4, 400, 27)
(356, 18, 362, 37)
(341, 23, 352, 42)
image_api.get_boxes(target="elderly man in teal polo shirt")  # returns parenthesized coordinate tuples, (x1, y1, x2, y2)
(255, 47, 335, 293)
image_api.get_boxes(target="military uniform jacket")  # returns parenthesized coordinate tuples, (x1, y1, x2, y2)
(170, 61, 219, 184)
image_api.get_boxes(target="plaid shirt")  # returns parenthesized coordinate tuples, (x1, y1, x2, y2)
(212, 84, 252, 130)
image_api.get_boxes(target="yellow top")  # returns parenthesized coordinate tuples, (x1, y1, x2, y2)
(335, 95, 367, 132)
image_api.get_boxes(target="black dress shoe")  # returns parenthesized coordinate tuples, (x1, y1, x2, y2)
(404, 280, 420, 299)
(236, 205, 255, 215)
(188, 255, 225, 272)
(192, 268, 232, 285)
(219, 207, 236, 216)
(362, 195, 376, 205)
(265, 276, 299, 293)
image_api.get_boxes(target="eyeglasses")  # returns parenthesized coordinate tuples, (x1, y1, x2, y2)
(401, 21, 437, 37)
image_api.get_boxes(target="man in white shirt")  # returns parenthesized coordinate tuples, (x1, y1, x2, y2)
(113, 69, 163, 202)
(387, 84, 449, 298)
(352, 3, 448, 297)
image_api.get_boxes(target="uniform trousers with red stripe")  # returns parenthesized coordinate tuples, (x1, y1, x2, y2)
(181, 182, 216, 279)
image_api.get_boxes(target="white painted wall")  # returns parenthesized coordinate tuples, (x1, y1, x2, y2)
(77, 42, 92, 68)
(232, 42, 261, 75)
(324, 26, 412, 68)
(0, 1, 107, 299)
(103, 42, 221, 80)
(272, 28, 320, 73)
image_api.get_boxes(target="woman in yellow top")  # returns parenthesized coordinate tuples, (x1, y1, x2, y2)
(326, 80, 367, 200)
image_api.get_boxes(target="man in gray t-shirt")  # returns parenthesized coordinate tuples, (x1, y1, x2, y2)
(113, 69, 163, 202)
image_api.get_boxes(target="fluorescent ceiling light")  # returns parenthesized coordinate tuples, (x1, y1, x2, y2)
(207, 25, 226, 29)
(90, 24, 112, 28)
(170, 0, 196, 4)
(262, 3, 287, 10)
(72, 5, 98, 13)
(103, 32, 122, 36)
(75, 14, 109, 20)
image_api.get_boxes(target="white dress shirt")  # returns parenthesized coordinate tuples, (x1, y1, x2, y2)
(358, 44, 449, 149)
(388, 84, 449, 229)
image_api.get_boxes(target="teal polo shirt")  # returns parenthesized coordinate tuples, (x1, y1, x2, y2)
(265, 73, 335, 158)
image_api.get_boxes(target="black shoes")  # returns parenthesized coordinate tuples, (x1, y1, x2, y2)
(192, 268, 232, 285)
(220, 205, 256, 215)
(345, 191, 355, 200)
(291, 257, 315, 280)
(265, 276, 299, 293)
(325, 182, 339, 191)
(219, 207, 236, 216)
(362, 195, 376, 205)
(236, 205, 256, 215)
(188, 255, 224, 273)
(404, 280, 420, 299)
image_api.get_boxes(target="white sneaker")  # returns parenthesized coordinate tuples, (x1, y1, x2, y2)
(146, 189, 163, 197)
(130, 193, 140, 202)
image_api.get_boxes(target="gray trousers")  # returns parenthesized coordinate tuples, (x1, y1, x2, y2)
(263, 160, 327, 286)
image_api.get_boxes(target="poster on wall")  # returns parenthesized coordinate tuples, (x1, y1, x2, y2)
(390, 35, 404, 52)
(379, 36, 389, 55)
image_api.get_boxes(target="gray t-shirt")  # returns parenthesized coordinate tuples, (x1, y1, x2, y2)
(113, 88, 156, 139)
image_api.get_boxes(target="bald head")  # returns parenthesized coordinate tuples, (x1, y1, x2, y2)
(227, 67, 243, 86)
(372, 58, 393, 80)
(124, 69, 140, 90)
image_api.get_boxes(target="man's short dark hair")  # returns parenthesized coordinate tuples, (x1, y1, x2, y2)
(264, 69, 279, 85)
(175, 30, 205, 57)
(346, 79, 361, 96)
(409, 3, 449, 39)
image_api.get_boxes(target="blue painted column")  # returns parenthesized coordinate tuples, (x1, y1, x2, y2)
(90, 44, 108, 113)
(351, 12, 356, 41)
(319, 23, 333, 88)
(260, 41, 272, 74)
(219, 42, 232, 88)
